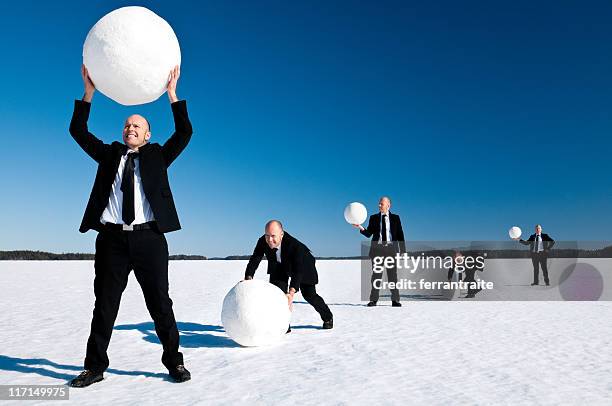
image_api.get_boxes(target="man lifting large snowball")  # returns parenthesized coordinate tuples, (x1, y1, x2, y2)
(69, 6, 192, 388)
(68, 64, 192, 387)
(244, 221, 333, 331)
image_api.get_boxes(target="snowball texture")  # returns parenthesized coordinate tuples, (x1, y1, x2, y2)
(509, 226, 522, 239)
(221, 280, 291, 347)
(83, 6, 181, 105)
(344, 202, 368, 225)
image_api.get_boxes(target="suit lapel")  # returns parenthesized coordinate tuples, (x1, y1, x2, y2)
(281, 234, 292, 274)
(280, 234, 290, 264)
(110, 142, 126, 178)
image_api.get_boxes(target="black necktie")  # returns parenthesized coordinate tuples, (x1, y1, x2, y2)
(120, 153, 139, 225)
(271, 248, 279, 262)
(382, 214, 388, 242)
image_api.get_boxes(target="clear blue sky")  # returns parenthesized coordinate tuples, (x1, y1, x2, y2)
(0, 0, 610, 257)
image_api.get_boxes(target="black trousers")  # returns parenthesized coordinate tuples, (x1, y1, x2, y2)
(269, 273, 333, 322)
(84, 227, 183, 373)
(531, 252, 549, 284)
(463, 269, 480, 296)
(369, 245, 400, 302)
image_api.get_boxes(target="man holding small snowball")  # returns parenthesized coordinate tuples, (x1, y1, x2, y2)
(353, 196, 406, 307)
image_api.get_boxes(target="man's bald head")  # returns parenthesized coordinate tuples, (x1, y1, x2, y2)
(123, 114, 151, 151)
(265, 220, 283, 231)
(378, 196, 391, 214)
(265, 220, 284, 249)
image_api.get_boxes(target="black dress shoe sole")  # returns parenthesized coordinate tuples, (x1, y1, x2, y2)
(169, 365, 191, 383)
(69, 374, 104, 388)
(170, 375, 191, 383)
(169, 371, 191, 383)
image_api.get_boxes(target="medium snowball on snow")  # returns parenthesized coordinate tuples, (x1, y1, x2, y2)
(83, 6, 181, 105)
(221, 280, 291, 347)
(509, 226, 522, 239)
(344, 202, 368, 225)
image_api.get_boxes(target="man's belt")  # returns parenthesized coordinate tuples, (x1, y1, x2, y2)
(103, 221, 157, 232)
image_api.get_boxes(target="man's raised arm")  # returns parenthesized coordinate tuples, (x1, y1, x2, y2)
(69, 64, 109, 163)
(162, 65, 193, 167)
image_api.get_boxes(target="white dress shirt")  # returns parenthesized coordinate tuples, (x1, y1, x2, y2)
(535, 234, 544, 252)
(100, 151, 155, 225)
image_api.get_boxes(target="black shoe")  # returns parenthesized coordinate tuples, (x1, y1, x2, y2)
(531, 282, 538, 286)
(465, 294, 475, 298)
(69, 370, 104, 388)
(286, 325, 292, 334)
(366, 301, 377, 307)
(392, 301, 402, 307)
(322, 318, 333, 329)
(545, 281, 550, 286)
(168, 365, 191, 383)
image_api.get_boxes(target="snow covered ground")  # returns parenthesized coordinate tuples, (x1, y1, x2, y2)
(1, 260, 612, 405)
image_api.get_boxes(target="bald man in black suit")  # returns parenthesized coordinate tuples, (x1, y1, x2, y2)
(515, 224, 555, 286)
(68, 65, 191, 388)
(244, 220, 333, 330)
(353, 196, 406, 307)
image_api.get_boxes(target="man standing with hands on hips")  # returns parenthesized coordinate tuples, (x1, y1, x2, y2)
(68, 64, 193, 387)
(353, 196, 406, 307)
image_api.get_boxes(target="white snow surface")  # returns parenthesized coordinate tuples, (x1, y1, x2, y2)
(1, 260, 612, 405)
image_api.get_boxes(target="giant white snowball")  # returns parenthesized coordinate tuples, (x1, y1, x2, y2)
(83, 6, 181, 105)
(344, 202, 368, 225)
(221, 280, 291, 347)
(509, 226, 522, 239)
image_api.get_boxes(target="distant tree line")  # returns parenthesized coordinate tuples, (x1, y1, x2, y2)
(2, 246, 611, 260)
(0, 251, 95, 260)
(169, 254, 208, 260)
(208, 256, 372, 260)
(0, 251, 206, 260)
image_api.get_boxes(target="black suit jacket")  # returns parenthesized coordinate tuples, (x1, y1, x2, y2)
(69, 99, 193, 234)
(520, 233, 555, 253)
(360, 212, 406, 255)
(244, 232, 318, 292)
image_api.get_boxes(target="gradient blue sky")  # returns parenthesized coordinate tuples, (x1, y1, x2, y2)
(0, 0, 610, 257)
